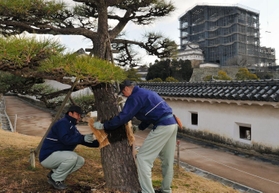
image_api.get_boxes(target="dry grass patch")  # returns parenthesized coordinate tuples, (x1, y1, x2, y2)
(0, 129, 240, 193)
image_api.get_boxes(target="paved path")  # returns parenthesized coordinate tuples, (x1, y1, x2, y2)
(135, 130, 279, 193)
(4, 95, 92, 136)
(4, 95, 279, 193)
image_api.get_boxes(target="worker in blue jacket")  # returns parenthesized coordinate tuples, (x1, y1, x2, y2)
(39, 105, 99, 190)
(94, 80, 178, 193)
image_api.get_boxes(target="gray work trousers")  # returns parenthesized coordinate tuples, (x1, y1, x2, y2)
(41, 151, 85, 182)
(136, 124, 178, 193)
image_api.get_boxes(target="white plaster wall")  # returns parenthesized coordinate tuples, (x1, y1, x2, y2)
(43, 79, 93, 98)
(167, 99, 279, 149)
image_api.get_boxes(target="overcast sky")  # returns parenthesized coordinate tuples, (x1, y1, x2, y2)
(52, 0, 278, 65)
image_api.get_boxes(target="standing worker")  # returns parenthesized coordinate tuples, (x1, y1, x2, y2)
(94, 80, 178, 193)
(39, 105, 99, 190)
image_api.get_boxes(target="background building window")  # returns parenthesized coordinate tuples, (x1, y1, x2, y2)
(191, 112, 198, 125)
(239, 126, 251, 140)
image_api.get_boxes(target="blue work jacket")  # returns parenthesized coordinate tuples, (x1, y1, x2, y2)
(104, 86, 176, 130)
(39, 115, 99, 162)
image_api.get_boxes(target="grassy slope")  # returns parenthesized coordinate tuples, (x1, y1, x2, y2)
(0, 129, 239, 193)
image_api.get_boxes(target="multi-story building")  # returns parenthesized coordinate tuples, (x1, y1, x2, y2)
(179, 4, 276, 66)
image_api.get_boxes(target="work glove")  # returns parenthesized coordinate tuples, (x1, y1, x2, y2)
(138, 123, 146, 131)
(84, 133, 94, 143)
(132, 125, 139, 133)
(94, 121, 104, 130)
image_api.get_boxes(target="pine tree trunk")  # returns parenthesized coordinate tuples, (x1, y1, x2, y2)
(92, 83, 140, 192)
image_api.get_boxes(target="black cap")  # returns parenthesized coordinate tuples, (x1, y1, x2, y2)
(67, 105, 83, 115)
(118, 80, 132, 95)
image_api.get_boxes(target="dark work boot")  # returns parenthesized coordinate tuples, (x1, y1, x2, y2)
(47, 170, 53, 179)
(47, 176, 67, 190)
(155, 189, 163, 193)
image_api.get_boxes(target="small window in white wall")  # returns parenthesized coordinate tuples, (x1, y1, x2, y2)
(191, 112, 198, 125)
(239, 126, 251, 140)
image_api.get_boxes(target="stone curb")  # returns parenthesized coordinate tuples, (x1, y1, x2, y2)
(178, 161, 262, 193)
(0, 94, 13, 132)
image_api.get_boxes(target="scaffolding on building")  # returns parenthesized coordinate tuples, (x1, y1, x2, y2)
(179, 4, 276, 66)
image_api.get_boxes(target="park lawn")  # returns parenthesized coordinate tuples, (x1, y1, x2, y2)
(0, 129, 239, 193)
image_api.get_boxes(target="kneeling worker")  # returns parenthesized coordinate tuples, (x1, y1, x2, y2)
(39, 105, 99, 190)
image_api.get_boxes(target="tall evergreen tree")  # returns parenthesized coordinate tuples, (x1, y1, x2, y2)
(0, 1, 178, 191)
(147, 59, 193, 81)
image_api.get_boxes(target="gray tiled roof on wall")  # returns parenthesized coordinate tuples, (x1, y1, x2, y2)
(137, 80, 279, 102)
